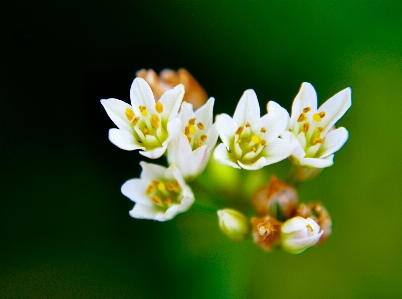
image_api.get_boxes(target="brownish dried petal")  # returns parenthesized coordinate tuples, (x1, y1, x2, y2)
(251, 216, 282, 251)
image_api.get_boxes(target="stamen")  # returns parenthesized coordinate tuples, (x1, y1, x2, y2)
(139, 106, 148, 117)
(235, 126, 244, 135)
(189, 118, 196, 125)
(303, 122, 310, 132)
(306, 224, 313, 232)
(165, 198, 172, 205)
(251, 146, 256, 152)
(303, 107, 312, 113)
(313, 113, 321, 122)
(319, 112, 326, 118)
(151, 196, 162, 204)
(237, 140, 242, 144)
(245, 122, 251, 128)
(317, 126, 324, 133)
(125, 108, 134, 120)
(261, 127, 266, 133)
(261, 140, 267, 146)
(151, 114, 160, 129)
(146, 184, 154, 196)
(152, 180, 160, 186)
(195, 140, 203, 148)
(155, 102, 163, 113)
(166, 182, 175, 191)
(251, 135, 260, 144)
(189, 125, 196, 134)
(200, 134, 208, 141)
(184, 126, 190, 135)
(157, 182, 166, 191)
(297, 113, 306, 122)
(187, 136, 192, 143)
(143, 128, 150, 135)
(312, 137, 323, 145)
(131, 117, 140, 126)
(197, 122, 205, 130)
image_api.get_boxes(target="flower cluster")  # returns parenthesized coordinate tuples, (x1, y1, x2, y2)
(101, 69, 351, 254)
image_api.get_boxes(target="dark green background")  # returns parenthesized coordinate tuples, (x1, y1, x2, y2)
(2, 1, 402, 298)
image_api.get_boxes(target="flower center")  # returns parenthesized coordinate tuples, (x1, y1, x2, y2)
(125, 103, 168, 149)
(184, 117, 208, 150)
(231, 123, 267, 162)
(145, 179, 181, 207)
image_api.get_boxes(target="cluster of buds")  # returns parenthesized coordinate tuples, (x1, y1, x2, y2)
(101, 68, 351, 255)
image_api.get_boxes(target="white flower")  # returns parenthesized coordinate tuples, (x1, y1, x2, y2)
(282, 83, 351, 168)
(213, 90, 293, 170)
(101, 78, 184, 159)
(217, 209, 250, 243)
(280, 216, 323, 254)
(121, 162, 194, 221)
(167, 98, 219, 181)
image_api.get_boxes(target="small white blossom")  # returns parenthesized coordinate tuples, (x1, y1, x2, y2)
(121, 162, 194, 221)
(167, 98, 218, 181)
(217, 209, 250, 243)
(101, 78, 184, 159)
(214, 90, 293, 170)
(282, 83, 351, 168)
(281, 216, 323, 254)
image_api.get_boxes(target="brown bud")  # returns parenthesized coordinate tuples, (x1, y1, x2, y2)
(251, 216, 282, 251)
(136, 68, 208, 110)
(295, 202, 332, 243)
(252, 175, 298, 221)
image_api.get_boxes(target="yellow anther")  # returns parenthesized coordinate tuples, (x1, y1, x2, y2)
(151, 114, 160, 129)
(251, 135, 260, 144)
(245, 122, 251, 127)
(125, 108, 134, 120)
(313, 113, 321, 122)
(143, 128, 150, 135)
(312, 137, 323, 145)
(157, 182, 166, 191)
(146, 184, 155, 196)
(235, 126, 244, 135)
(174, 180, 180, 188)
(237, 140, 242, 144)
(303, 122, 310, 133)
(131, 117, 140, 126)
(189, 118, 196, 125)
(189, 125, 196, 134)
(260, 127, 266, 133)
(165, 198, 172, 205)
(184, 126, 190, 135)
(319, 111, 326, 118)
(251, 146, 256, 152)
(151, 196, 162, 204)
(187, 136, 192, 143)
(303, 107, 312, 113)
(195, 140, 203, 148)
(166, 182, 175, 191)
(155, 102, 163, 113)
(200, 134, 208, 142)
(197, 122, 205, 130)
(152, 180, 160, 186)
(261, 140, 267, 146)
(317, 126, 324, 133)
(139, 106, 148, 117)
(297, 113, 306, 122)
(306, 224, 313, 232)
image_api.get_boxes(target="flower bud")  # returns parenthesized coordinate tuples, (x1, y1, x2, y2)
(251, 216, 282, 251)
(217, 209, 250, 243)
(295, 202, 332, 243)
(252, 176, 298, 221)
(281, 216, 323, 254)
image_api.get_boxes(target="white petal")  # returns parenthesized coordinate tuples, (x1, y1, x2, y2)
(140, 162, 167, 181)
(101, 98, 133, 131)
(233, 89, 260, 125)
(195, 97, 215, 129)
(290, 83, 318, 130)
(159, 84, 185, 121)
(297, 132, 307, 149)
(216, 114, 237, 149)
(140, 146, 167, 159)
(281, 131, 306, 161)
(263, 138, 293, 164)
(213, 143, 241, 169)
(129, 204, 164, 220)
(204, 123, 219, 149)
(108, 128, 144, 151)
(160, 195, 194, 221)
(281, 216, 310, 233)
(178, 101, 194, 127)
(256, 101, 289, 143)
(130, 78, 156, 111)
(299, 155, 334, 168)
(164, 117, 182, 146)
(306, 143, 321, 158)
(318, 127, 349, 158)
(238, 157, 267, 170)
(318, 87, 351, 135)
(121, 179, 153, 207)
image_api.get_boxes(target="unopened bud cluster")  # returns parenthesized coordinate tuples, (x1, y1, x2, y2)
(101, 68, 351, 255)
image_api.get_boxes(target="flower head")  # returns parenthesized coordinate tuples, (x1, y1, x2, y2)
(282, 83, 351, 168)
(167, 98, 219, 180)
(251, 216, 282, 251)
(121, 162, 194, 221)
(214, 90, 293, 170)
(281, 216, 323, 254)
(101, 78, 184, 159)
(217, 208, 250, 243)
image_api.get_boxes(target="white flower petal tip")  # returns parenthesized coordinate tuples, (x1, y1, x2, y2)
(101, 78, 184, 158)
(167, 98, 218, 180)
(287, 83, 352, 169)
(121, 162, 194, 221)
(281, 216, 323, 255)
(217, 209, 250, 243)
(215, 91, 291, 170)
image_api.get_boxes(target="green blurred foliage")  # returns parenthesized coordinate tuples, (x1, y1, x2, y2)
(1, 0, 402, 298)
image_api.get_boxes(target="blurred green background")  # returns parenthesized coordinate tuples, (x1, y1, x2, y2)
(1, 0, 402, 298)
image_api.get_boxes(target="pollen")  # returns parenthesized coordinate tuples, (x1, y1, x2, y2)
(139, 106, 148, 117)
(197, 122, 205, 130)
(125, 108, 134, 120)
(245, 122, 251, 127)
(155, 102, 163, 113)
(303, 107, 312, 113)
(200, 134, 208, 142)
(251, 135, 260, 144)
(157, 182, 166, 191)
(235, 126, 244, 135)
(312, 137, 323, 145)
(297, 113, 306, 122)
(313, 113, 321, 122)
(261, 140, 267, 146)
(189, 125, 196, 134)
(151, 196, 162, 204)
(261, 127, 266, 133)
(151, 114, 160, 129)
(319, 111, 326, 118)
(189, 118, 196, 125)
(143, 128, 150, 135)
(303, 122, 310, 132)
